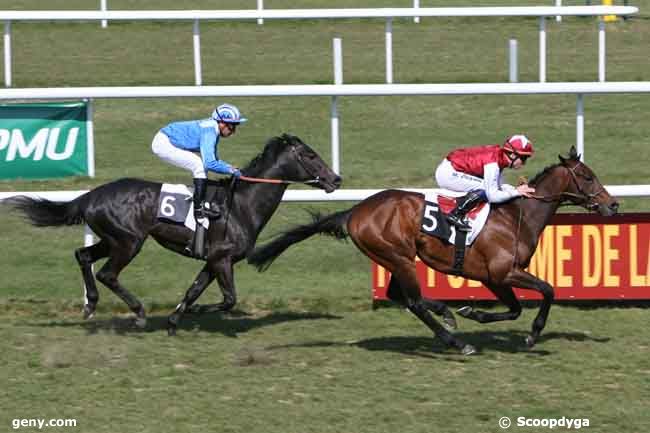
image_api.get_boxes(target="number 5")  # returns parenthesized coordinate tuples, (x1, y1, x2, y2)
(422, 204, 438, 231)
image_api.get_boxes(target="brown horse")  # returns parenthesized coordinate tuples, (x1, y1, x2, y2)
(249, 147, 619, 355)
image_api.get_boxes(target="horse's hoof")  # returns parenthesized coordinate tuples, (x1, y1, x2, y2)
(461, 344, 477, 356)
(134, 317, 147, 329)
(525, 335, 536, 348)
(443, 314, 458, 331)
(82, 305, 95, 320)
(457, 306, 473, 318)
(167, 327, 177, 337)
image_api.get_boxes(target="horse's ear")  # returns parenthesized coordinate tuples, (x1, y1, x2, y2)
(568, 145, 580, 160)
(559, 146, 581, 164)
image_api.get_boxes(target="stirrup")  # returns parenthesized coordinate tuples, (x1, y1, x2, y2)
(446, 214, 471, 231)
(184, 245, 207, 260)
(194, 204, 221, 220)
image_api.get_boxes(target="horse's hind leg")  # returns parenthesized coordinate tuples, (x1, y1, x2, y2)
(386, 276, 457, 330)
(95, 239, 147, 328)
(420, 299, 457, 330)
(167, 265, 215, 336)
(74, 240, 110, 319)
(389, 264, 474, 355)
(457, 284, 522, 324)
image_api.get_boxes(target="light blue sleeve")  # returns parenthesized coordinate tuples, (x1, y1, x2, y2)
(199, 124, 234, 175)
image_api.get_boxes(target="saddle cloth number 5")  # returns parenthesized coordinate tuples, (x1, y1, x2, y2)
(422, 203, 439, 232)
(420, 201, 452, 240)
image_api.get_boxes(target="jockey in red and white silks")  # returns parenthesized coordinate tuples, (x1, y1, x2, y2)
(434, 135, 536, 230)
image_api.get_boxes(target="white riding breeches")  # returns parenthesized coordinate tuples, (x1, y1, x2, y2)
(151, 131, 206, 179)
(435, 159, 483, 193)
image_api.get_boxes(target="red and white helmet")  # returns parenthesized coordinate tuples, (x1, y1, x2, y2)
(503, 135, 534, 156)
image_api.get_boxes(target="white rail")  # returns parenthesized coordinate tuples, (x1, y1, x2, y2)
(2, 184, 646, 249)
(2, 82, 650, 99)
(1, 185, 649, 204)
(0, 7, 637, 20)
(2, 81, 650, 164)
(0, 6, 639, 87)
(1, 185, 646, 257)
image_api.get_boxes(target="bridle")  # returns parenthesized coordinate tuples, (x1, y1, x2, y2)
(289, 144, 322, 185)
(527, 161, 605, 211)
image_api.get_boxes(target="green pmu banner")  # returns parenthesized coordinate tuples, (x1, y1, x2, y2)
(0, 101, 92, 179)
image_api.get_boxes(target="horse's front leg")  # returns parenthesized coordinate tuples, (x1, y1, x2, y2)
(457, 283, 522, 324)
(167, 265, 214, 336)
(504, 269, 555, 347)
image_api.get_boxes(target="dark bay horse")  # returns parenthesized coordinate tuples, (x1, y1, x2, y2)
(5, 134, 341, 335)
(249, 147, 619, 354)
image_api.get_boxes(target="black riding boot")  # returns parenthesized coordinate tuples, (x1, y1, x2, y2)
(192, 178, 221, 220)
(188, 178, 220, 259)
(446, 190, 484, 231)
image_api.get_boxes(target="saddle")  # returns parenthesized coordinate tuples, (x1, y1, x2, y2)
(156, 180, 230, 231)
(420, 190, 490, 274)
(420, 190, 489, 245)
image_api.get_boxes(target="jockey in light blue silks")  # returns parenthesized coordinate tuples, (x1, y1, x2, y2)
(152, 103, 247, 257)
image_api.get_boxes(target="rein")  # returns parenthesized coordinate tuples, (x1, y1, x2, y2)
(236, 144, 321, 186)
(239, 175, 320, 185)
(511, 200, 524, 272)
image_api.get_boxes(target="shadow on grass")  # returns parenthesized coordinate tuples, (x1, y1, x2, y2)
(28, 310, 342, 337)
(267, 329, 610, 358)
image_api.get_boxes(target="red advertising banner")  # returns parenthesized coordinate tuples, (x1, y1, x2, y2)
(372, 213, 650, 300)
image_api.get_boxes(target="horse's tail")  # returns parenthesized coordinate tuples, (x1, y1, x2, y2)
(248, 208, 352, 272)
(4, 195, 85, 227)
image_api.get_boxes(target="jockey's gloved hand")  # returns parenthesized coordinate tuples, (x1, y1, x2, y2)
(232, 169, 241, 178)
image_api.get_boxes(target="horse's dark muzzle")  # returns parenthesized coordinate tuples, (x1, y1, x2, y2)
(323, 175, 342, 193)
(599, 201, 619, 216)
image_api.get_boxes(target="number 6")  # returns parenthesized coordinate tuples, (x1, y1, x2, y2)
(161, 196, 176, 217)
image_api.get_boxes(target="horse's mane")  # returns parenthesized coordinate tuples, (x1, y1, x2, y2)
(240, 134, 294, 178)
(528, 147, 580, 186)
(203, 134, 295, 188)
(528, 163, 561, 186)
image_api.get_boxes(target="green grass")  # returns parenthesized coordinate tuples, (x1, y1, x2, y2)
(1, 2, 650, 432)
(1, 306, 649, 433)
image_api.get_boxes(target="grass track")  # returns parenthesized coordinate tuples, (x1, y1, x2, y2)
(2, 306, 650, 433)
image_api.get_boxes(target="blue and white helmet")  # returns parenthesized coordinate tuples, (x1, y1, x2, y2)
(211, 103, 247, 124)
